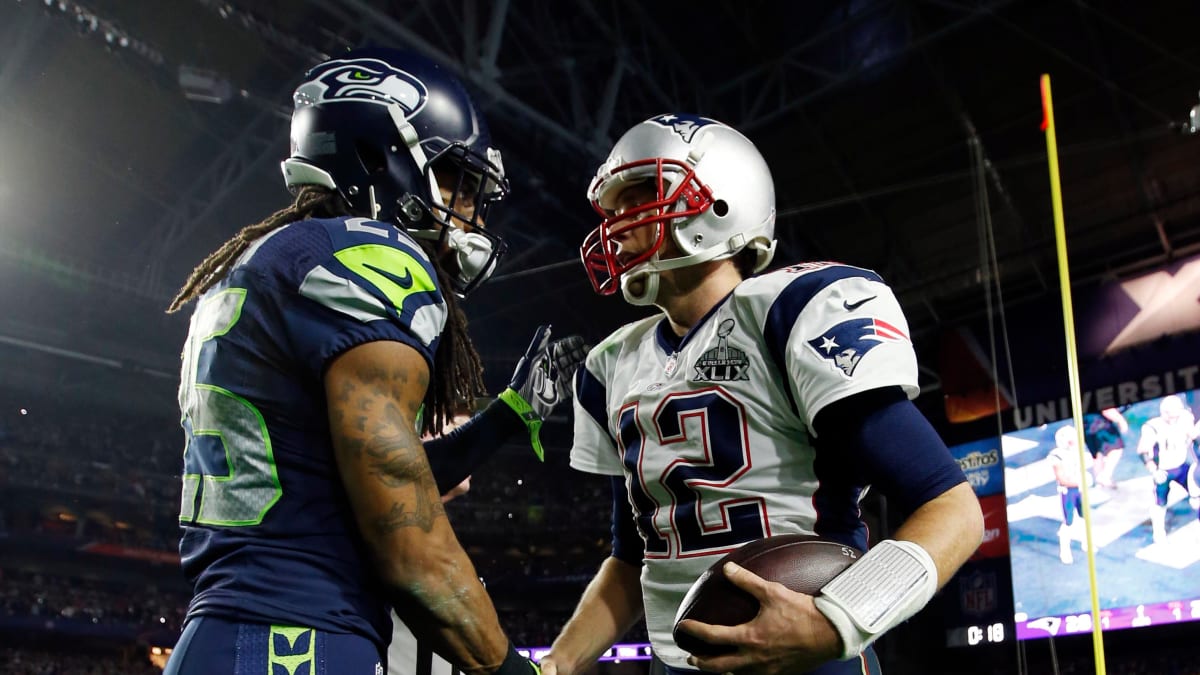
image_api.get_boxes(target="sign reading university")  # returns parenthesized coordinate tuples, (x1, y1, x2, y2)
(1011, 362, 1200, 429)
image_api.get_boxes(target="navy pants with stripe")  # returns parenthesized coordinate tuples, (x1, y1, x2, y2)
(164, 616, 383, 675)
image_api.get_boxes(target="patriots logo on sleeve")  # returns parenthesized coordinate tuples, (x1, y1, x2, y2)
(808, 317, 909, 376)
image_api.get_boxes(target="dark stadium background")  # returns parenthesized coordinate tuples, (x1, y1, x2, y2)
(1, 0, 1198, 672)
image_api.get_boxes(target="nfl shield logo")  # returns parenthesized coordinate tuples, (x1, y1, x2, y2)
(960, 569, 997, 616)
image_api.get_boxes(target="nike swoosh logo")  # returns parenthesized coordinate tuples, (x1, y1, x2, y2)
(843, 296, 877, 311)
(364, 263, 413, 289)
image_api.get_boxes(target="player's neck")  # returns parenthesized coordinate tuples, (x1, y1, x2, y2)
(659, 262, 743, 336)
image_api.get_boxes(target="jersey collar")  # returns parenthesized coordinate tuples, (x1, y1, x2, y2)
(654, 288, 737, 357)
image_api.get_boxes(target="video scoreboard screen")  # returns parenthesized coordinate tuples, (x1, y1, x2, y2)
(944, 387, 1200, 645)
(1003, 390, 1200, 639)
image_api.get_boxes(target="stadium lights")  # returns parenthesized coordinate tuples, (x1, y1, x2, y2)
(178, 66, 234, 105)
(38, 0, 165, 66)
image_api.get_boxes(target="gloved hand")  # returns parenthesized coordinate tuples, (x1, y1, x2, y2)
(498, 324, 587, 460)
(1153, 469, 1168, 485)
(494, 644, 543, 675)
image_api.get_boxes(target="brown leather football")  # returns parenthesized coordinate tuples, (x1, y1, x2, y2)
(672, 534, 862, 656)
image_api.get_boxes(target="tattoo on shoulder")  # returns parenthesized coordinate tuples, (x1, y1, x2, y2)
(330, 353, 444, 533)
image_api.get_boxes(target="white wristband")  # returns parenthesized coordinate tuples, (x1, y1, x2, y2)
(813, 539, 938, 660)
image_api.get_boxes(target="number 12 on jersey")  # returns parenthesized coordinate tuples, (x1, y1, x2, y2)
(617, 388, 768, 557)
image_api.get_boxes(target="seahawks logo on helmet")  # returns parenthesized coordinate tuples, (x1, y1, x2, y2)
(649, 113, 720, 143)
(293, 57, 428, 116)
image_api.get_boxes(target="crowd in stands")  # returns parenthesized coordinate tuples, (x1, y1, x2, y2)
(0, 568, 186, 634)
(2, 400, 1200, 671)
(0, 442, 179, 508)
(0, 398, 622, 656)
(498, 609, 649, 650)
(2, 647, 163, 675)
(0, 404, 179, 476)
(0, 563, 616, 652)
(0, 398, 615, 544)
(445, 459, 611, 531)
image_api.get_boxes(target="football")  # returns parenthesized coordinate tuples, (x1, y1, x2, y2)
(672, 534, 862, 656)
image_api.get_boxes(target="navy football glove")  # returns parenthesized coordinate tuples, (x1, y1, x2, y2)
(498, 324, 587, 460)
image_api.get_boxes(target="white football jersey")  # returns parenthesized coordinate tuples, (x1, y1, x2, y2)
(1141, 410, 1197, 470)
(570, 263, 919, 668)
(1048, 445, 1092, 490)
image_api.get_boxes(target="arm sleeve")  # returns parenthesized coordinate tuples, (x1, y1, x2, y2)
(609, 476, 645, 566)
(423, 399, 526, 495)
(812, 386, 966, 516)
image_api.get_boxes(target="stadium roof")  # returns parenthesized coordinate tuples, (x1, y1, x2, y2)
(1, 0, 1198, 415)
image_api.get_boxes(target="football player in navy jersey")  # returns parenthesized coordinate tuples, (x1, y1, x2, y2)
(543, 115, 983, 675)
(162, 47, 579, 675)
(1083, 407, 1128, 489)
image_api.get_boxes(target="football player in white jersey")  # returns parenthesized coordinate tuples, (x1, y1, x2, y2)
(541, 115, 983, 675)
(1136, 394, 1200, 542)
(1049, 425, 1094, 564)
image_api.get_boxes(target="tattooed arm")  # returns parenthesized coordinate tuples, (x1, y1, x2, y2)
(325, 340, 509, 674)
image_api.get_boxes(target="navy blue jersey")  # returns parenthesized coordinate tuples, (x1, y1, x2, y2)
(176, 216, 447, 648)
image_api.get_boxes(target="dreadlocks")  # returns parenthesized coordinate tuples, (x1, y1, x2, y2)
(166, 185, 487, 438)
(166, 186, 338, 313)
(422, 248, 487, 436)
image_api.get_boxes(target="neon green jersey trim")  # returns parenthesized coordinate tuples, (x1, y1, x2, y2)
(334, 244, 436, 314)
(268, 625, 316, 675)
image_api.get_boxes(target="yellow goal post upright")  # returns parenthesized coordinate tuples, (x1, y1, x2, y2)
(1040, 73, 1107, 675)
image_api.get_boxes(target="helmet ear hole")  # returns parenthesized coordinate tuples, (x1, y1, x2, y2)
(354, 140, 388, 175)
(712, 199, 729, 217)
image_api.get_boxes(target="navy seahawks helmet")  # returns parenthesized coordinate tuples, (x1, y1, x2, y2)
(282, 47, 509, 295)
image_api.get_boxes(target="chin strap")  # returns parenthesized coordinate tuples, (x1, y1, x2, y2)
(617, 220, 777, 306)
(387, 103, 438, 205)
(620, 266, 661, 306)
